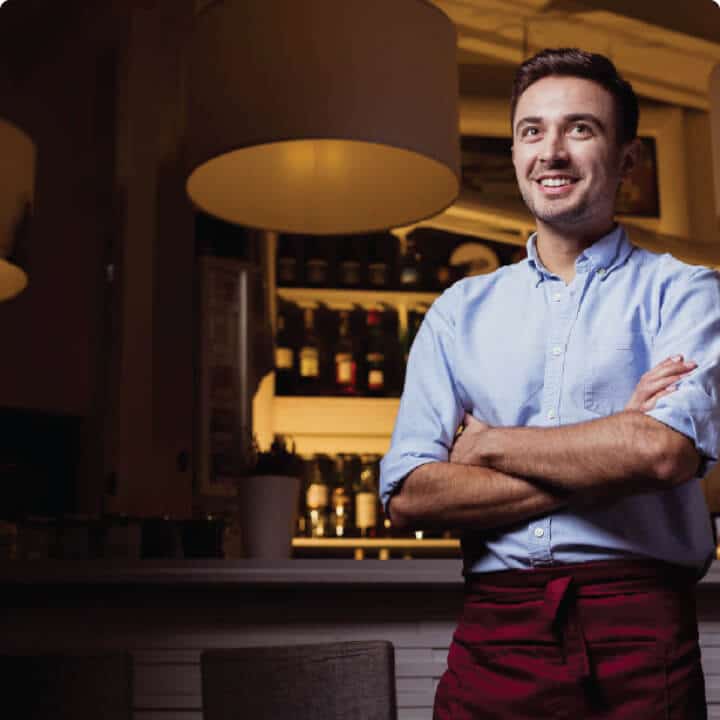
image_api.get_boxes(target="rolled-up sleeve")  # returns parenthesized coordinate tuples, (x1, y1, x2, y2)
(645, 266, 720, 476)
(379, 282, 466, 510)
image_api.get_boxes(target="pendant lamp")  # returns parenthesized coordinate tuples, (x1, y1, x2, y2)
(0, 117, 34, 301)
(711, 64, 720, 227)
(185, 0, 460, 235)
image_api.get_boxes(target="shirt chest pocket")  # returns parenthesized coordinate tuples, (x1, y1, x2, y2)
(583, 332, 651, 417)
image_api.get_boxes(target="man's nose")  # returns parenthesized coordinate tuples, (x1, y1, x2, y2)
(539, 130, 568, 164)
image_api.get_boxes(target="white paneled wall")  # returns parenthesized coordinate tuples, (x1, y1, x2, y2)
(128, 620, 720, 718)
(130, 619, 457, 719)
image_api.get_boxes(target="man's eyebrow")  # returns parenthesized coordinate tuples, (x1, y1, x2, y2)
(564, 113, 605, 131)
(514, 116, 542, 132)
(514, 113, 606, 133)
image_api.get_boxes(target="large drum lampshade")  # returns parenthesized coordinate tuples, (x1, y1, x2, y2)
(185, 0, 461, 235)
(0, 117, 34, 301)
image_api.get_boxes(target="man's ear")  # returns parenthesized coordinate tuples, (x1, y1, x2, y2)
(620, 138, 640, 180)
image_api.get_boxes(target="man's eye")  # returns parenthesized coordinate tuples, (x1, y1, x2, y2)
(521, 126, 539, 138)
(570, 123, 592, 137)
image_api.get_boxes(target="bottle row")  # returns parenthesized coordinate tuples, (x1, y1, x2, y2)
(298, 452, 454, 541)
(276, 229, 526, 292)
(275, 301, 426, 397)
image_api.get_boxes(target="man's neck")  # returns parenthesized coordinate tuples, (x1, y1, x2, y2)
(534, 221, 616, 284)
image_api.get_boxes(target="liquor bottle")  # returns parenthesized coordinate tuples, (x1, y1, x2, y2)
(364, 308, 386, 396)
(434, 255, 453, 291)
(354, 454, 379, 538)
(304, 237, 329, 287)
(404, 306, 426, 365)
(298, 306, 321, 395)
(304, 455, 329, 538)
(338, 236, 362, 288)
(329, 455, 352, 538)
(274, 308, 296, 395)
(334, 310, 358, 395)
(276, 235, 299, 286)
(367, 234, 391, 289)
(397, 232, 422, 290)
(381, 306, 402, 397)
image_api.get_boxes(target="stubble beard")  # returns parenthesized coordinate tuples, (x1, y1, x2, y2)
(518, 181, 592, 228)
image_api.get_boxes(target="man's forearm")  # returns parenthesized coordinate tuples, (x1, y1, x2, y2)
(473, 411, 699, 498)
(389, 460, 571, 532)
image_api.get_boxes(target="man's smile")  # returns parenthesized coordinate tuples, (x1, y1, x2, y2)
(533, 174, 579, 195)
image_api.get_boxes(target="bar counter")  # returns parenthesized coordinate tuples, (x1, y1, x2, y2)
(2, 560, 720, 719)
(2, 557, 720, 585)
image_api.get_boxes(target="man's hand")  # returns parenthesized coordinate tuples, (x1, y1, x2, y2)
(450, 413, 490, 465)
(624, 355, 696, 412)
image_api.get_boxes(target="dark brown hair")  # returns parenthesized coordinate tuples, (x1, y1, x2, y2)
(510, 48, 638, 145)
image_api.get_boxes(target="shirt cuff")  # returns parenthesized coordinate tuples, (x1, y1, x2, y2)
(379, 451, 442, 513)
(645, 405, 719, 478)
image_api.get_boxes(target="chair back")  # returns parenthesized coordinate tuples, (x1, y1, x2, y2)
(202, 640, 397, 720)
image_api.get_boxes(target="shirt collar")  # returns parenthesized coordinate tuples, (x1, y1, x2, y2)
(525, 224, 633, 284)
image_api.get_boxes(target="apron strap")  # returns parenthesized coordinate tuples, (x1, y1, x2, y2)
(542, 575, 591, 682)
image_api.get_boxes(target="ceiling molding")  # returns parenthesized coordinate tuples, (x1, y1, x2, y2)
(434, 0, 720, 109)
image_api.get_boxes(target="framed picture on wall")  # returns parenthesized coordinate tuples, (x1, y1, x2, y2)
(616, 137, 660, 217)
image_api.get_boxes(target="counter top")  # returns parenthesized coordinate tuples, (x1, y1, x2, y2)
(1, 558, 720, 587)
(0, 558, 465, 586)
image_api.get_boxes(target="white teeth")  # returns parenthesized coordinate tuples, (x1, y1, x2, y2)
(540, 177, 573, 187)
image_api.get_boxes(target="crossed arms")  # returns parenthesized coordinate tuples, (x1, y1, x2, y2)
(389, 356, 702, 532)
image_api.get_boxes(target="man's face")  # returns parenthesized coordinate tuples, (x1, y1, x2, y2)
(511, 75, 634, 234)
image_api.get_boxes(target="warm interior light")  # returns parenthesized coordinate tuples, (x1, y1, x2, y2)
(0, 117, 35, 301)
(0, 258, 27, 302)
(187, 140, 459, 235)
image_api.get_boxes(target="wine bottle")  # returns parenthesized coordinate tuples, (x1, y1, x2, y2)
(354, 454, 379, 538)
(364, 308, 385, 396)
(329, 455, 352, 538)
(276, 235, 299, 286)
(274, 309, 296, 395)
(338, 236, 362, 288)
(304, 455, 329, 538)
(298, 306, 321, 395)
(397, 233, 422, 290)
(367, 234, 391, 289)
(304, 237, 329, 287)
(404, 306, 426, 365)
(334, 310, 358, 395)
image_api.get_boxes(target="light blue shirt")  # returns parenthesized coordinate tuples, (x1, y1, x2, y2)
(380, 225, 720, 576)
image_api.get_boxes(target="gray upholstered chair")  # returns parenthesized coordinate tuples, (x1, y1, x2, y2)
(202, 640, 397, 720)
(0, 652, 132, 720)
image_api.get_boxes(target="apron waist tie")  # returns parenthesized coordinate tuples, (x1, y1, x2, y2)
(541, 575, 591, 682)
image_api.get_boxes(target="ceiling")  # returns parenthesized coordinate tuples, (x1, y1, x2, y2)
(435, 0, 720, 109)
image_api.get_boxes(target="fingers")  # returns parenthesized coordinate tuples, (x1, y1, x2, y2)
(626, 355, 697, 412)
(640, 368, 695, 398)
(640, 384, 679, 411)
(645, 356, 696, 382)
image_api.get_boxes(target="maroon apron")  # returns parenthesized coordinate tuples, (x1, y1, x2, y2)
(434, 559, 707, 719)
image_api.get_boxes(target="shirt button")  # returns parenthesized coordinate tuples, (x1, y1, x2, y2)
(551, 346, 563, 356)
(552, 292, 562, 302)
(534, 527, 545, 538)
(547, 409, 556, 420)
(596, 267, 606, 277)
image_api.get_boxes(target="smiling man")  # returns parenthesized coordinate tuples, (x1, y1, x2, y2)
(380, 49, 720, 718)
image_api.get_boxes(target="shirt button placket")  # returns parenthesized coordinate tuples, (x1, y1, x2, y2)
(543, 282, 567, 428)
(529, 522, 552, 564)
